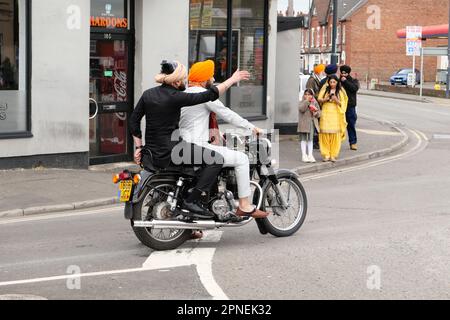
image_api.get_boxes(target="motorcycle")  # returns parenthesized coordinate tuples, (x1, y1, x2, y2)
(113, 134, 308, 251)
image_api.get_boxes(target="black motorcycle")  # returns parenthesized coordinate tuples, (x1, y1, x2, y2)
(114, 134, 308, 251)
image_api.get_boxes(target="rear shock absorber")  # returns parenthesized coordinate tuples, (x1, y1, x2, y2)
(168, 177, 185, 211)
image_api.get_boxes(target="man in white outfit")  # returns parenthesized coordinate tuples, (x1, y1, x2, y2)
(180, 60, 268, 219)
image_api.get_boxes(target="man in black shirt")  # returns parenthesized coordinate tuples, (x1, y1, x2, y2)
(339, 65, 360, 150)
(129, 60, 250, 218)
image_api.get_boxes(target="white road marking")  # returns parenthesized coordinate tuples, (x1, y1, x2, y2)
(433, 134, 450, 140)
(0, 206, 123, 225)
(143, 231, 228, 300)
(357, 128, 402, 136)
(0, 230, 229, 300)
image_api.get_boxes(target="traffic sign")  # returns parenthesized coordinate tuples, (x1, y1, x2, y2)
(406, 26, 422, 56)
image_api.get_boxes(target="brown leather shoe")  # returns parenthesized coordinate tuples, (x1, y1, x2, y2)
(236, 207, 269, 219)
(191, 230, 204, 240)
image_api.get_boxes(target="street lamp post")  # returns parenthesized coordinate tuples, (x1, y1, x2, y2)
(330, 0, 339, 64)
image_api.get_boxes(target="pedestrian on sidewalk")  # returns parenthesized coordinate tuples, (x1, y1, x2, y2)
(306, 64, 325, 150)
(317, 75, 348, 162)
(319, 64, 339, 91)
(298, 89, 321, 163)
(339, 65, 360, 151)
(306, 64, 325, 96)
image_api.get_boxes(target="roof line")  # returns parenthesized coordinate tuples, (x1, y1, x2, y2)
(340, 0, 368, 21)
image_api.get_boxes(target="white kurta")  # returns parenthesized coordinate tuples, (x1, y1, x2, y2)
(180, 86, 256, 198)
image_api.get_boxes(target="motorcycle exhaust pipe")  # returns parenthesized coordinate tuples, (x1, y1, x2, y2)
(133, 218, 253, 230)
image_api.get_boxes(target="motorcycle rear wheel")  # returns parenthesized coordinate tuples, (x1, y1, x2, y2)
(131, 183, 192, 251)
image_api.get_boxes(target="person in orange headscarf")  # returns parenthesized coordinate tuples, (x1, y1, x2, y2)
(179, 60, 268, 220)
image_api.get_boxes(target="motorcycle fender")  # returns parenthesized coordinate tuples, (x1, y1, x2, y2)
(124, 202, 134, 220)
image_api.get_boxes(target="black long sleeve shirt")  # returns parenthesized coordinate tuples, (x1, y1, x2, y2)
(129, 83, 220, 168)
(341, 76, 360, 108)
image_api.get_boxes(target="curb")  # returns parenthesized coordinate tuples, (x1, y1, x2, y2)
(292, 118, 409, 176)
(0, 197, 120, 219)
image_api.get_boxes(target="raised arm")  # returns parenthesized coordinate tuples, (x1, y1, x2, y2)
(207, 99, 255, 131)
(216, 70, 250, 96)
(173, 69, 251, 108)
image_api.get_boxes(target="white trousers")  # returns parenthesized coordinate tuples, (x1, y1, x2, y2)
(198, 143, 251, 199)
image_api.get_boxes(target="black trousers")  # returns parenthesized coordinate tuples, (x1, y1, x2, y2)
(171, 140, 224, 193)
(346, 107, 358, 145)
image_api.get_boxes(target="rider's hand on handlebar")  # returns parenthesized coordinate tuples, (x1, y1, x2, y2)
(252, 127, 264, 136)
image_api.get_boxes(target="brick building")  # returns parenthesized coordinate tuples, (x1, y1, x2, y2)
(301, 0, 449, 84)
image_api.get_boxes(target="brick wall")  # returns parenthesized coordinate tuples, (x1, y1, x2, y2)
(346, 0, 448, 83)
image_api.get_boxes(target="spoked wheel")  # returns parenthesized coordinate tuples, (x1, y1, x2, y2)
(261, 176, 307, 237)
(132, 183, 192, 251)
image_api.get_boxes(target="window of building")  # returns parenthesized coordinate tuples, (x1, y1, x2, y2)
(0, 0, 30, 137)
(342, 24, 346, 44)
(300, 29, 304, 48)
(305, 28, 309, 48)
(90, 0, 129, 30)
(316, 27, 320, 48)
(311, 28, 315, 48)
(337, 25, 341, 45)
(322, 27, 327, 47)
(329, 25, 333, 45)
(189, 0, 268, 118)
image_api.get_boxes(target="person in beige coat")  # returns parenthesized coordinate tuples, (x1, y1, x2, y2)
(298, 89, 321, 163)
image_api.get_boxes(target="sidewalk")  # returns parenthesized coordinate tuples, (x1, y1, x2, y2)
(0, 117, 407, 218)
(278, 116, 408, 173)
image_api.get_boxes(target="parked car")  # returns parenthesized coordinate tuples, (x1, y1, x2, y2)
(390, 68, 421, 85)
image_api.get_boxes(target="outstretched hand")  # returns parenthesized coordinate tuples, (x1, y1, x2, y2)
(231, 69, 250, 83)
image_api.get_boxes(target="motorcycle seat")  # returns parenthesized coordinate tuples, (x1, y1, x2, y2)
(141, 148, 201, 176)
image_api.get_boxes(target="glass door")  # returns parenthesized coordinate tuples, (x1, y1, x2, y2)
(89, 33, 133, 164)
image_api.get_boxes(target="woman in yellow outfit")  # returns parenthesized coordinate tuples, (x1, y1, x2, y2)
(317, 75, 348, 162)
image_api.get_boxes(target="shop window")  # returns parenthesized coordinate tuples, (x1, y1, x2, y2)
(0, 0, 30, 137)
(189, 0, 268, 118)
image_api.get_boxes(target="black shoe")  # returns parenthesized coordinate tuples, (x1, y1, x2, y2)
(182, 201, 215, 219)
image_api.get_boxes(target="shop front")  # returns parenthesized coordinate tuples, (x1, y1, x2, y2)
(89, 0, 135, 165)
(0, 0, 277, 170)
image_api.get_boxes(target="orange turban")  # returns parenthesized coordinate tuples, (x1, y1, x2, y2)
(314, 64, 325, 74)
(189, 60, 215, 82)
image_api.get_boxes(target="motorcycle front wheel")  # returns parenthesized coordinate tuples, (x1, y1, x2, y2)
(260, 175, 308, 237)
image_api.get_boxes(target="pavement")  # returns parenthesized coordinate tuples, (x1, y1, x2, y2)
(0, 116, 408, 219)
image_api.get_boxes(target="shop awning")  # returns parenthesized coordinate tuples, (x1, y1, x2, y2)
(397, 24, 449, 39)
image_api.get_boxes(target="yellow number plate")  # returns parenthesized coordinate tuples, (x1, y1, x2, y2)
(119, 180, 133, 202)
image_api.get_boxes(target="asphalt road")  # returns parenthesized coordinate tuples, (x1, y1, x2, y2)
(0, 95, 449, 300)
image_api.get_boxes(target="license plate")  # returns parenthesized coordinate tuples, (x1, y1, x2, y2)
(119, 180, 133, 202)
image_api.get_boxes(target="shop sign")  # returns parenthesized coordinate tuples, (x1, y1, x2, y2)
(91, 1, 128, 29)
(90, 16, 128, 28)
